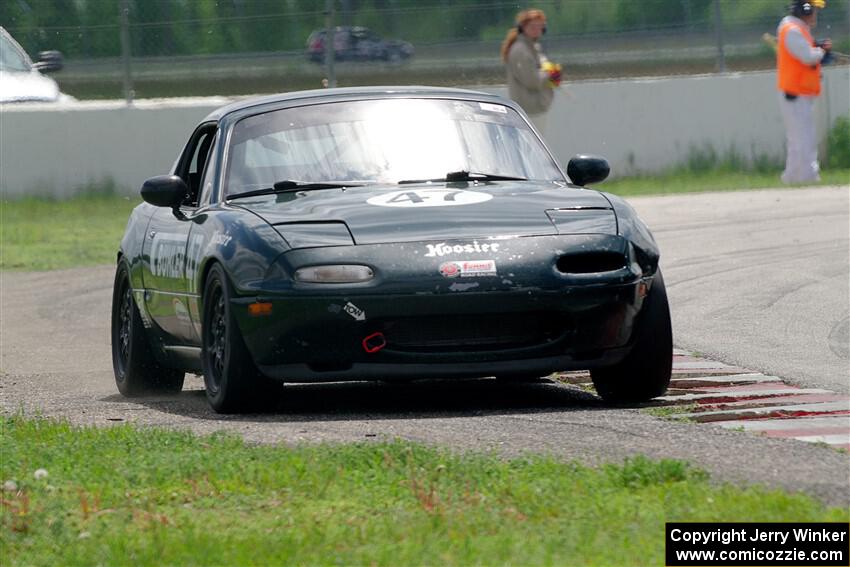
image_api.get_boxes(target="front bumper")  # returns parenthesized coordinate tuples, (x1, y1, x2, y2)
(232, 234, 654, 382)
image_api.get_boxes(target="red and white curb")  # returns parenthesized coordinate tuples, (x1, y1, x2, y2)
(558, 349, 850, 451)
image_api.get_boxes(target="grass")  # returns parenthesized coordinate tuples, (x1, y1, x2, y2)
(602, 168, 850, 197)
(0, 193, 140, 271)
(2, 168, 848, 272)
(1, 416, 846, 566)
(643, 403, 700, 422)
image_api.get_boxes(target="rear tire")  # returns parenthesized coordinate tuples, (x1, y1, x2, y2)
(201, 264, 278, 413)
(111, 262, 184, 396)
(590, 271, 672, 403)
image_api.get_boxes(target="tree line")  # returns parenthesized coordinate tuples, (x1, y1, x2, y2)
(1, 0, 840, 59)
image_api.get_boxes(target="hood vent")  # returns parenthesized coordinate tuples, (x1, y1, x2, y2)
(546, 208, 617, 235)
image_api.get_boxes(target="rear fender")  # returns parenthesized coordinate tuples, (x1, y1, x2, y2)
(120, 202, 158, 291)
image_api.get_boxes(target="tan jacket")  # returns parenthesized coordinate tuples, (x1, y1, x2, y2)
(506, 34, 553, 115)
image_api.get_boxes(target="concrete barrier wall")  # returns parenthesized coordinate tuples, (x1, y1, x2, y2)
(481, 66, 849, 176)
(1, 68, 847, 199)
(0, 97, 230, 198)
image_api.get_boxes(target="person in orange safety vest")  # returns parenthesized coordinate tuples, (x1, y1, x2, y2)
(776, 0, 832, 184)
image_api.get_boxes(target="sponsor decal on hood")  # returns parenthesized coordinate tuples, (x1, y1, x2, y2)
(425, 241, 501, 257)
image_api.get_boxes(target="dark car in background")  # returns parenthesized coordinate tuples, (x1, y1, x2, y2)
(111, 86, 672, 414)
(306, 26, 414, 62)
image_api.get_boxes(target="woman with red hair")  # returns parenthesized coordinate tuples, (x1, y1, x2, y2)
(501, 9, 561, 137)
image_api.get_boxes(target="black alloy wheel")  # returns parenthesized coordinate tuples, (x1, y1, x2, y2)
(206, 290, 227, 396)
(201, 264, 278, 413)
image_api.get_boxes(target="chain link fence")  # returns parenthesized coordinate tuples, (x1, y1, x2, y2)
(3, 0, 849, 101)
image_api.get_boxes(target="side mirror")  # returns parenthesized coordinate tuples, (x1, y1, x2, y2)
(567, 155, 610, 187)
(33, 51, 64, 74)
(141, 175, 188, 214)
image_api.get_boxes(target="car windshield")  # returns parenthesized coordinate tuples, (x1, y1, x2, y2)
(225, 98, 563, 196)
(0, 29, 32, 72)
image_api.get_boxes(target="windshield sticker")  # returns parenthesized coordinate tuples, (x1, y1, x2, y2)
(439, 260, 497, 278)
(479, 103, 507, 114)
(425, 241, 500, 257)
(367, 189, 492, 208)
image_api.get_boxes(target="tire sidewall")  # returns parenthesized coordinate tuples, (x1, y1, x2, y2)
(201, 264, 255, 412)
(111, 262, 140, 395)
(111, 262, 184, 396)
(591, 271, 673, 402)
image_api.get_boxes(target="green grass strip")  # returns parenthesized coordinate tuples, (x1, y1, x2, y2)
(1, 194, 139, 271)
(2, 169, 847, 272)
(603, 168, 850, 197)
(1, 416, 846, 566)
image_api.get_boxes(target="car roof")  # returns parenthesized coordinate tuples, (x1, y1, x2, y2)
(201, 86, 511, 124)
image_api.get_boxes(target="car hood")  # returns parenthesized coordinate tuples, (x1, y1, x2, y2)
(0, 69, 61, 103)
(234, 181, 616, 246)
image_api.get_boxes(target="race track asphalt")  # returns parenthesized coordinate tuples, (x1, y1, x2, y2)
(1, 186, 848, 506)
(630, 186, 849, 395)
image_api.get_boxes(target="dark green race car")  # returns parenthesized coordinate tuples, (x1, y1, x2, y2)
(111, 86, 672, 413)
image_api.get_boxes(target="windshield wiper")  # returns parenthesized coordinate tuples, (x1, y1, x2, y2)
(227, 180, 363, 200)
(398, 171, 527, 185)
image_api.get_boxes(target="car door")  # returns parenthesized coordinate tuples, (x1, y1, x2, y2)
(142, 123, 217, 346)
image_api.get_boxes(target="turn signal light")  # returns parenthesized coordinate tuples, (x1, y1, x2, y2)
(248, 302, 273, 316)
(294, 265, 374, 283)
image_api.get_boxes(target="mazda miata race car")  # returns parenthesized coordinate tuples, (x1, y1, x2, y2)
(111, 86, 672, 413)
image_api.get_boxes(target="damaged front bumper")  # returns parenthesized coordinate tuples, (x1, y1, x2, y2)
(232, 234, 656, 382)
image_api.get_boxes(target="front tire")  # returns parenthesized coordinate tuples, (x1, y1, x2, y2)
(590, 271, 673, 403)
(111, 262, 184, 396)
(201, 264, 277, 413)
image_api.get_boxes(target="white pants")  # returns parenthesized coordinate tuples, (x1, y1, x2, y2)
(779, 93, 820, 184)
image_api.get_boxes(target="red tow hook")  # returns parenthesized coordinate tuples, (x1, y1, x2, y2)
(362, 332, 386, 354)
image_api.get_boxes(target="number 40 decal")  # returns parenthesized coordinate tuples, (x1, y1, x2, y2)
(367, 188, 493, 208)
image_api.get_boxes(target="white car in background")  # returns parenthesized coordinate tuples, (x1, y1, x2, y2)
(0, 26, 75, 103)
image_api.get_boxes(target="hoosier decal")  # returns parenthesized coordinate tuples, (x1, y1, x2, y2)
(425, 241, 500, 257)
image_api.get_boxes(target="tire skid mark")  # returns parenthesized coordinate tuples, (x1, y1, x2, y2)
(827, 316, 850, 359)
(662, 239, 847, 278)
(667, 241, 841, 270)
